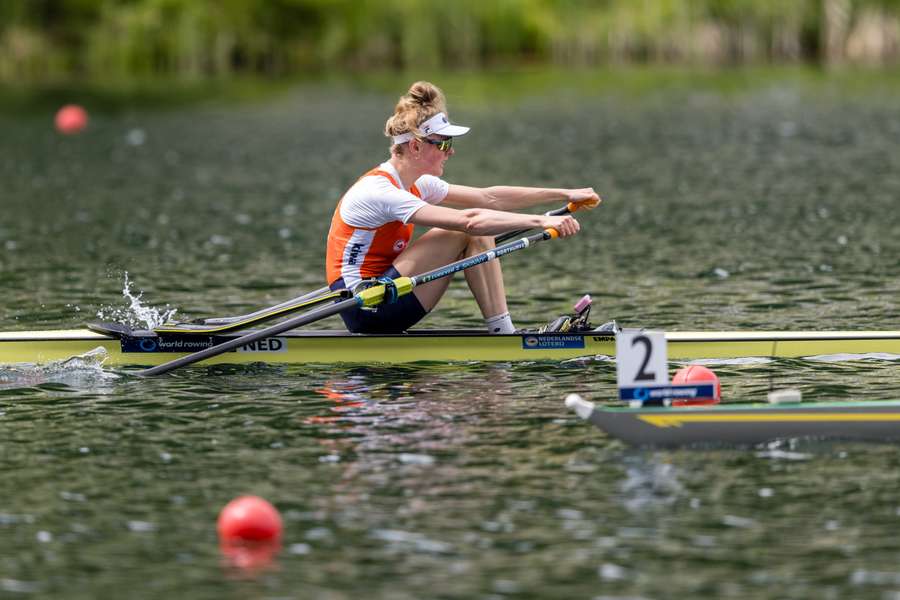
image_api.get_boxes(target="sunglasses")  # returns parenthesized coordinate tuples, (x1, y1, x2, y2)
(423, 137, 453, 152)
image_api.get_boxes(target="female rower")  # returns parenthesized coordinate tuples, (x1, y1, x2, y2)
(325, 80, 601, 334)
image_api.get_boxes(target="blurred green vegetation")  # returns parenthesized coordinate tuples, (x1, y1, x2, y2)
(2, 0, 900, 83)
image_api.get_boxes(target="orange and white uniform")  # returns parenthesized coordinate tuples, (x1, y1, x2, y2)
(326, 162, 449, 290)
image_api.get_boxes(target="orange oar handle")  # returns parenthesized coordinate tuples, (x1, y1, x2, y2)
(567, 196, 601, 212)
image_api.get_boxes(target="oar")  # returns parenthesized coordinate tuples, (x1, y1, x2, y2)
(194, 200, 590, 328)
(137, 228, 562, 376)
(154, 288, 351, 334)
(199, 286, 333, 326)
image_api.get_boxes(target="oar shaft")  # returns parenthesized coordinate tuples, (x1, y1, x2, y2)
(138, 297, 360, 376)
(201, 286, 331, 325)
(414, 230, 555, 286)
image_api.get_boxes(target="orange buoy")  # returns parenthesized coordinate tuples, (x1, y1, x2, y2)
(217, 495, 283, 543)
(55, 104, 88, 135)
(672, 364, 721, 406)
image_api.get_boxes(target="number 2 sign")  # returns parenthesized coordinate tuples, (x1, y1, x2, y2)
(615, 330, 668, 389)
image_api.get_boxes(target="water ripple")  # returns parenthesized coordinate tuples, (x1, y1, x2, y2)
(1, 82, 899, 599)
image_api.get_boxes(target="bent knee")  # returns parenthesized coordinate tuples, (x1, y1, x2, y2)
(466, 235, 496, 252)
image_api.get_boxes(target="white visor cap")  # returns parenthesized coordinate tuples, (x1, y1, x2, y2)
(391, 112, 470, 144)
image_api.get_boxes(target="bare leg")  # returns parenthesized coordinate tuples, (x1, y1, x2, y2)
(392, 229, 508, 319)
(461, 235, 508, 319)
(393, 228, 469, 311)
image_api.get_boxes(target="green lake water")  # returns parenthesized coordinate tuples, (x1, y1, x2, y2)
(1, 71, 899, 598)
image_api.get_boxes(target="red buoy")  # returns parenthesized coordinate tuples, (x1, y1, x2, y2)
(55, 104, 88, 135)
(217, 495, 283, 543)
(672, 365, 721, 406)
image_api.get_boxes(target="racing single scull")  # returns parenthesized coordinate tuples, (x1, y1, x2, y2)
(0, 327, 897, 367)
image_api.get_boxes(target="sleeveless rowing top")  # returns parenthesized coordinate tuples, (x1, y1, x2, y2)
(325, 163, 448, 289)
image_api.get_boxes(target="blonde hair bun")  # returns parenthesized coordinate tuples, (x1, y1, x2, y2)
(407, 81, 443, 108)
(385, 81, 449, 143)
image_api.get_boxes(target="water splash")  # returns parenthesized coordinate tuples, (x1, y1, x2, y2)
(95, 272, 177, 329)
(0, 347, 118, 389)
(57, 347, 112, 371)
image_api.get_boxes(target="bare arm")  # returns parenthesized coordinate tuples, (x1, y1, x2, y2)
(409, 204, 580, 237)
(442, 184, 601, 211)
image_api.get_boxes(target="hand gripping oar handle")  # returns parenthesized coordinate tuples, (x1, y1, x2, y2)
(136, 229, 560, 376)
